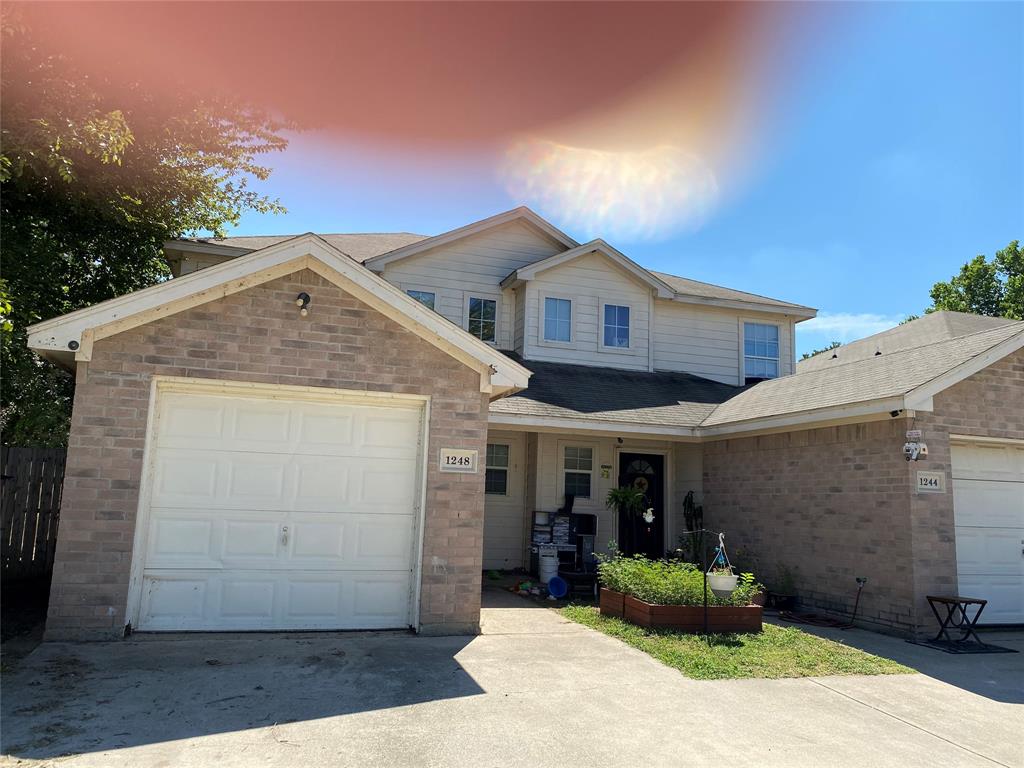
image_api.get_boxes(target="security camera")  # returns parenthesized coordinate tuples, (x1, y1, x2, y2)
(903, 442, 920, 461)
(917, 443, 928, 459)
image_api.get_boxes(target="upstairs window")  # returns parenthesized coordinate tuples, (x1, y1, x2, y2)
(485, 443, 509, 495)
(543, 297, 572, 342)
(406, 290, 435, 311)
(563, 446, 593, 499)
(744, 322, 780, 379)
(468, 296, 497, 342)
(603, 304, 630, 348)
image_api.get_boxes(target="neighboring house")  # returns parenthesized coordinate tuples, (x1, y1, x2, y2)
(27, 207, 1023, 640)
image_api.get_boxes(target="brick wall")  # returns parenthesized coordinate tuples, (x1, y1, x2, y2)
(49, 269, 489, 640)
(703, 419, 919, 633)
(703, 347, 1024, 636)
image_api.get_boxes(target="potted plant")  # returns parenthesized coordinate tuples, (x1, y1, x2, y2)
(606, 485, 647, 555)
(767, 564, 798, 610)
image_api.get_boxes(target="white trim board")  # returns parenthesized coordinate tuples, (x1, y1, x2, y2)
(26, 233, 532, 397)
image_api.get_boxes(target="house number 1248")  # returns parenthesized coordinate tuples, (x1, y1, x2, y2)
(439, 449, 478, 473)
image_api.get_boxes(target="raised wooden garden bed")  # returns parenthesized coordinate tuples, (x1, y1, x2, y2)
(604, 594, 761, 633)
(599, 588, 625, 618)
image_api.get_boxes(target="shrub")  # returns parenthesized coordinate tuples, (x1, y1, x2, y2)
(598, 556, 763, 607)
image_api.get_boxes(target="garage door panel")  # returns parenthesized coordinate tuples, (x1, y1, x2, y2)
(953, 480, 1024, 528)
(956, 527, 1022, 576)
(140, 571, 410, 630)
(956, 575, 1024, 623)
(352, 576, 412, 621)
(952, 442, 1024, 624)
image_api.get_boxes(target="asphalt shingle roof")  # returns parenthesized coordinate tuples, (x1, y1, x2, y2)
(179, 233, 428, 263)
(174, 234, 811, 312)
(798, 311, 1019, 372)
(490, 319, 1023, 431)
(489, 354, 745, 428)
(705, 322, 1024, 426)
(651, 271, 814, 313)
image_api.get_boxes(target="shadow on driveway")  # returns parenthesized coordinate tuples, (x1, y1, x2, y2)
(0, 629, 479, 760)
(769, 616, 1024, 704)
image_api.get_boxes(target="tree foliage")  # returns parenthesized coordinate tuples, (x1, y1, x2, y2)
(1, 13, 288, 445)
(800, 341, 841, 360)
(927, 241, 1023, 320)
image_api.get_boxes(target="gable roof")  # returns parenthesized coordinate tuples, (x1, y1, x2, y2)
(27, 234, 531, 395)
(489, 353, 743, 434)
(362, 206, 578, 270)
(798, 311, 1020, 372)
(500, 239, 677, 298)
(168, 233, 428, 263)
(704, 322, 1024, 429)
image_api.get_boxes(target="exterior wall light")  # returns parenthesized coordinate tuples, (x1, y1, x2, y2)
(295, 292, 311, 317)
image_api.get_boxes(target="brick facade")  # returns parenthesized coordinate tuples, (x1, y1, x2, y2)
(703, 348, 1024, 636)
(48, 269, 490, 640)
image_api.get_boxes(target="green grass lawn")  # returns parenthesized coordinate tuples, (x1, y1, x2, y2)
(560, 605, 915, 680)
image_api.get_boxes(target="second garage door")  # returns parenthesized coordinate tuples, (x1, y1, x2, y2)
(952, 440, 1024, 624)
(133, 384, 425, 631)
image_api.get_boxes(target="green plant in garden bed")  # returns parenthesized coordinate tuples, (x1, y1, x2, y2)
(597, 556, 762, 607)
(559, 605, 915, 680)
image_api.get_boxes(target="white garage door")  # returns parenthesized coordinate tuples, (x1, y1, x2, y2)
(952, 441, 1024, 624)
(134, 386, 425, 631)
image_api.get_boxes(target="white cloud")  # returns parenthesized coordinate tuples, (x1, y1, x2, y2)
(800, 312, 904, 343)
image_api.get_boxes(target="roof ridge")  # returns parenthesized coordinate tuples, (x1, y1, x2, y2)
(793, 321, 1024, 376)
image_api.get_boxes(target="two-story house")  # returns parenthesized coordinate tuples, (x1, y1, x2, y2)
(29, 207, 1024, 641)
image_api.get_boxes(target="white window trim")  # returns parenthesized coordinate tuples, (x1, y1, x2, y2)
(598, 299, 638, 355)
(402, 285, 438, 312)
(463, 291, 501, 346)
(739, 318, 782, 385)
(558, 440, 597, 502)
(485, 442, 511, 497)
(538, 293, 574, 348)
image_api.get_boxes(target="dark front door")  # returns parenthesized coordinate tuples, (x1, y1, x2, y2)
(617, 453, 664, 558)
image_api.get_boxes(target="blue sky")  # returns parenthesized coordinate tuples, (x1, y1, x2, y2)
(230, 2, 1022, 357)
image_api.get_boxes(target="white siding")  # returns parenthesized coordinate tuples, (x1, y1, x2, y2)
(653, 301, 798, 385)
(380, 220, 565, 350)
(523, 252, 652, 370)
(513, 286, 526, 354)
(482, 431, 527, 570)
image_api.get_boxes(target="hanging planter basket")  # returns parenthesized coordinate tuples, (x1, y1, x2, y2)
(707, 532, 738, 597)
(707, 572, 739, 594)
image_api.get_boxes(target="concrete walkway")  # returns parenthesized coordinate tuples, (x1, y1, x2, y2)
(1, 587, 1021, 768)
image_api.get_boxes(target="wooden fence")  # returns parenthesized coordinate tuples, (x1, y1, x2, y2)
(1, 446, 67, 579)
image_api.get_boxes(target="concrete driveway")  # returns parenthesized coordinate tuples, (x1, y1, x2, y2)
(2, 587, 1022, 768)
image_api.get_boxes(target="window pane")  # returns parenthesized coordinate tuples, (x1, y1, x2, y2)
(485, 468, 508, 495)
(480, 320, 495, 342)
(579, 448, 593, 470)
(487, 443, 509, 467)
(766, 325, 779, 342)
(407, 290, 435, 310)
(564, 471, 591, 499)
(544, 298, 571, 342)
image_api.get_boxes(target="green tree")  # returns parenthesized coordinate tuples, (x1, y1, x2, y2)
(1, 14, 289, 445)
(927, 241, 1023, 320)
(801, 341, 841, 360)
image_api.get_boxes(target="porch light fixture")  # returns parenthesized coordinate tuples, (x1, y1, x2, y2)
(295, 292, 311, 317)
